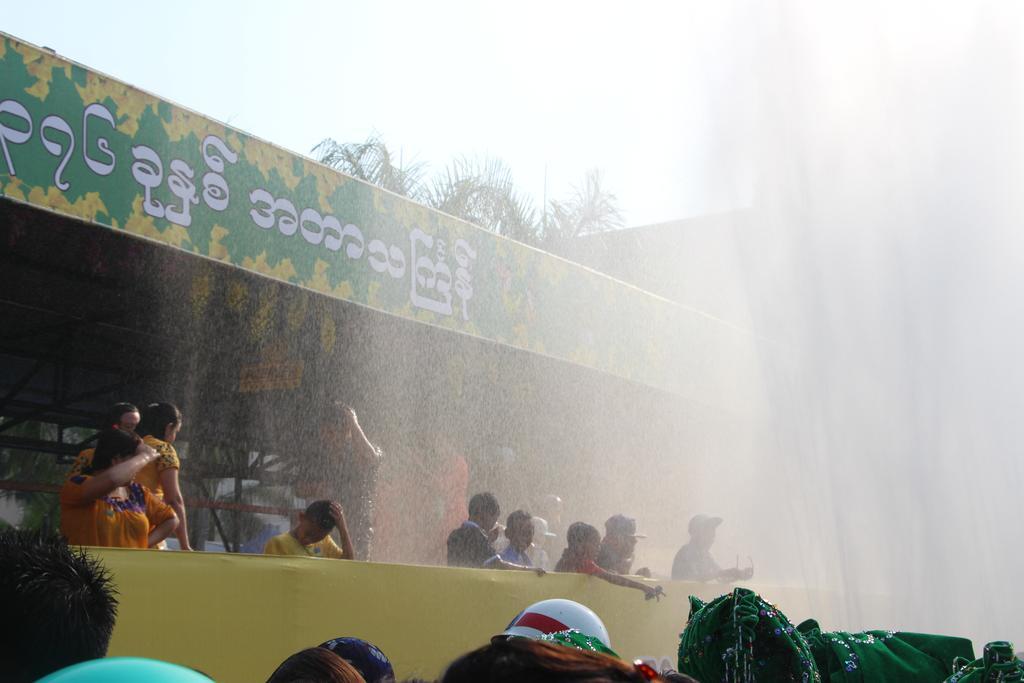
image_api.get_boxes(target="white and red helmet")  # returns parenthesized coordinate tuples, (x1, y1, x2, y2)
(500, 598, 612, 648)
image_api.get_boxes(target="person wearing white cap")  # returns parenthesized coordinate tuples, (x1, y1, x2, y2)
(671, 514, 753, 582)
(498, 598, 612, 649)
(527, 516, 556, 571)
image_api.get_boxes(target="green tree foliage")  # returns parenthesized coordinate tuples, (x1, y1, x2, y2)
(540, 169, 624, 253)
(427, 157, 538, 243)
(312, 136, 623, 256)
(312, 136, 428, 200)
(0, 420, 85, 532)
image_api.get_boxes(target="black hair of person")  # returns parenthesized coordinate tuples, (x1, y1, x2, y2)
(468, 492, 500, 518)
(566, 521, 602, 547)
(305, 500, 336, 532)
(506, 509, 533, 532)
(0, 529, 118, 683)
(137, 402, 182, 440)
(102, 402, 139, 430)
(85, 429, 142, 474)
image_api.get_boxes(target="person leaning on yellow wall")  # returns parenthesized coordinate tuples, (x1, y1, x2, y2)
(137, 402, 192, 551)
(264, 500, 355, 559)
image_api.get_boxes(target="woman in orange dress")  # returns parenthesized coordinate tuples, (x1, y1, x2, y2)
(137, 402, 192, 551)
(60, 429, 178, 548)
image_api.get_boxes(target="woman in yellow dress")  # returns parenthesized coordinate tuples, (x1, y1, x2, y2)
(137, 403, 192, 551)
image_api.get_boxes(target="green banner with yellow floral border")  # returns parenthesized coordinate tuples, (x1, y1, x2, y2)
(0, 33, 765, 416)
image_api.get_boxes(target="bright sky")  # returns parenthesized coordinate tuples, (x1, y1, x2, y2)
(5, 1, 752, 228)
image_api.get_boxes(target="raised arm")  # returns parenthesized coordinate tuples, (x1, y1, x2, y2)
(329, 502, 356, 560)
(717, 566, 754, 583)
(77, 443, 160, 503)
(487, 556, 546, 576)
(593, 565, 663, 599)
(342, 406, 380, 466)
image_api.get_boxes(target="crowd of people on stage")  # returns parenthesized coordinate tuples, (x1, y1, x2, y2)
(3, 527, 1020, 682)
(52, 400, 752, 588)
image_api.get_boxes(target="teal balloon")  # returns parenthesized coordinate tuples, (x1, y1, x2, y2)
(37, 657, 213, 682)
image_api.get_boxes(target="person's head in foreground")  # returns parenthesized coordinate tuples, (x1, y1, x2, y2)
(319, 637, 394, 683)
(266, 647, 365, 683)
(500, 598, 612, 651)
(36, 657, 213, 682)
(293, 500, 337, 545)
(441, 637, 665, 683)
(0, 529, 118, 683)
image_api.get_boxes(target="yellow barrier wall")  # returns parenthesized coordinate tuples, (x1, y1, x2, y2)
(90, 549, 834, 682)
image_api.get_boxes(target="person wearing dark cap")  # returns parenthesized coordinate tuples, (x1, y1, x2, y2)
(264, 500, 355, 559)
(319, 637, 395, 683)
(671, 514, 752, 582)
(596, 514, 649, 576)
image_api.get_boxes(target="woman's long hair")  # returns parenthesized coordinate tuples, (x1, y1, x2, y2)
(85, 429, 142, 474)
(137, 402, 181, 441)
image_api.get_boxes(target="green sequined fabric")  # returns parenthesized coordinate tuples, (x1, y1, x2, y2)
(944, 641, 1024, 682)
(799, 619, 974, 682)
(678, 588, 976, 683)
(678, 588, 821, 682)
(536, 629, 620, 659)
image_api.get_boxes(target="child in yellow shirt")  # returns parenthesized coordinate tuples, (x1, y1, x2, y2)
(264, 500, 354, 559)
